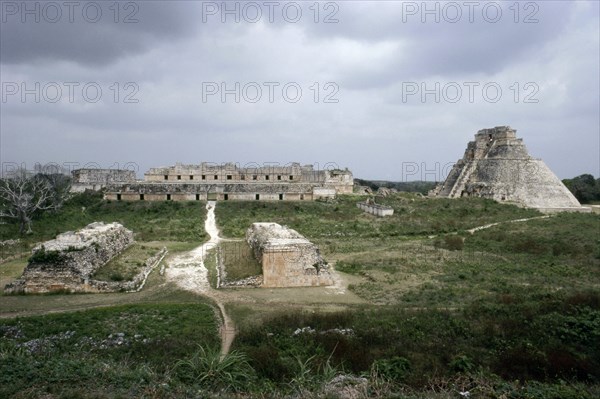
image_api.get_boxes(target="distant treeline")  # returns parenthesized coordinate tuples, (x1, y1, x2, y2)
(563, 174, 600, 204)
(355, 179, 437, 194)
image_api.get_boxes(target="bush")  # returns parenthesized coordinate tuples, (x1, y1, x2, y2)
(372, 356, 411, 381)
(174, 345, 255, 392)
(28, 246, 65, 264)
(444, 236, 464, 251)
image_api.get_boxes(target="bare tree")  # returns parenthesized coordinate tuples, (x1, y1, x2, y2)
(0, 169, 57, 234)
(38, 172, 72, 210)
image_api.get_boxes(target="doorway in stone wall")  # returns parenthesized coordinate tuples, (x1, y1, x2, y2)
(207, 192, 218, 201)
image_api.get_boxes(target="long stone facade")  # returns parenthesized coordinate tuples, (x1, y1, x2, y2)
(430, 127, 586, 212)
(5, 222, 135, 294)
(246, 223, 333, 288)
(71, 168, 136, 192)
(74, 162, 353, 201)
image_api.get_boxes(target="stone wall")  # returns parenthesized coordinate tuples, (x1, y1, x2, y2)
(246, 223, 333, 288)
(85, 247, 167, 293)
(104, 182, 345, 202)
(71, 169, 136, 192)
(357, 202, 394, 216)
(5, 222, 134, 294)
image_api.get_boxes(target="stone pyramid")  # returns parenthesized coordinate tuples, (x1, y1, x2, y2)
(431, 126, 584, 212)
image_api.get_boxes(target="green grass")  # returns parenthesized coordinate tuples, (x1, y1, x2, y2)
(0, 190, 208, 249)
(0, 303, 219, 398)
(215, 194, 540, 239)
(92, 243, 164, 282)
(1, 192, 599, 397)
(219, 241, 262, 282)
(234, 292, 600, 396)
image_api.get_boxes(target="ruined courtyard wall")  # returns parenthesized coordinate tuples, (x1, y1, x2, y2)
(246, 223, 333, 288)
(71, 169, 136, 192)
(5, 222, 134, 294)
(261, 248, 334, 288)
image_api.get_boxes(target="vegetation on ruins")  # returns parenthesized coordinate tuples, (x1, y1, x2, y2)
(354, 178, 437, 194)
(1, 190, 599, 397)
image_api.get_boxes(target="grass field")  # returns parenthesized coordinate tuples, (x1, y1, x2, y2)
(92, 243, 164, 282)
(1, 191, 599, 397)
(219, 240, 262, 282)
(0, 191, 208, 263)
(0, 303, 220, 398)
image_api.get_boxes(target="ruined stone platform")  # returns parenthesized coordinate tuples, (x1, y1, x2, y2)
(246, 223, 333, 288)
(5, 222, 134, 294)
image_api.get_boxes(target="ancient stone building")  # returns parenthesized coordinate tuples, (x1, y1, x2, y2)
(357, 201, 394, 216)
(430, 126, 585, 212)
(101, 162, 353, 202)
(71, 169, 136, 192)
(5, 222, 134, 294)
(246, 223, 334, 288)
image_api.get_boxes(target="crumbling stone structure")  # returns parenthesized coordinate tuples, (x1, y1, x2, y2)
(71, 169, 136, 192)
(103, 162, 353, 202)
(246, 223, 333, 288)
(430, 126, 586, 212)
(357, 201, 394, 216)
(5, 222, 134, 294)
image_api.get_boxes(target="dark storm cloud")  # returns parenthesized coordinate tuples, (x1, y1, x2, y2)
(0, 1, 202, 66)
(0, 1, 598, 180)
(314, 1, 575, 88)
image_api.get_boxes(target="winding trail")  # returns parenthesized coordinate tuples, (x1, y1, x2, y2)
(428, 215, 553, 239)
(465, 215, 552, 234)
(164, 201, 236, 358)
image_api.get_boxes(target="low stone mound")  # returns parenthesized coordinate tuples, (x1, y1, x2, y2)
(246, 223, 333, 288)
(5, 222, 134, 294)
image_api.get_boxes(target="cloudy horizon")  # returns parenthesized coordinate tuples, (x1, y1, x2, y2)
(1, 0, 599, 181)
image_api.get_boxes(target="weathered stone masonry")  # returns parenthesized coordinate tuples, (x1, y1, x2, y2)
(4, 222, 148, 294)
(430, 126, 587, 213)
(246, 223, 334, 288)
(72, 162, 353, 202)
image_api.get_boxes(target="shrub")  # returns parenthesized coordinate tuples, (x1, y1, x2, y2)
(174, 345, 255, 392)
(109, 273, 124, 282)
(28, 246, 65, 264)
(444, 236, 464, 251)
(449, 354, 477, 373)
(372, 356, 411, 382)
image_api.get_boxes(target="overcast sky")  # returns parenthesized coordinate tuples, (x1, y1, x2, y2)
(1, 0, 598, 180)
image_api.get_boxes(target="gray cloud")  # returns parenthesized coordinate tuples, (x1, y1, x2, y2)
(1, 1, 598, 180)
(1, 1, 202, 65)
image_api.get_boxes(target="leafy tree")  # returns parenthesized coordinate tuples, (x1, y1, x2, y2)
(563, 174, 600, 203)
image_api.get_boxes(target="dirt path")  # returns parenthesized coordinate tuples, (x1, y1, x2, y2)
(465, 215, 552, 234)
(428, 215, 553, 239)
(164, 201, 235, 358)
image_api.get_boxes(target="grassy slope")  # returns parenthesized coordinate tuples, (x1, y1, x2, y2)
(1, 192, 599, 397)
(215, 194, 540, 239)
(0, 303, 219, 398)
(216, 194, 599, 396)
(0, 190, 207, 248)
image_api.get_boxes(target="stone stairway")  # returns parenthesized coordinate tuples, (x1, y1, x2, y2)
(448, 159, 477, 198)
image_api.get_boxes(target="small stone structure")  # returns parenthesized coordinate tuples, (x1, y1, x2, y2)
(430, 126, 587, 213)
(246, 223, 333, 288)
(5, 222, 137, 294)
(357, 201, 394, 216)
